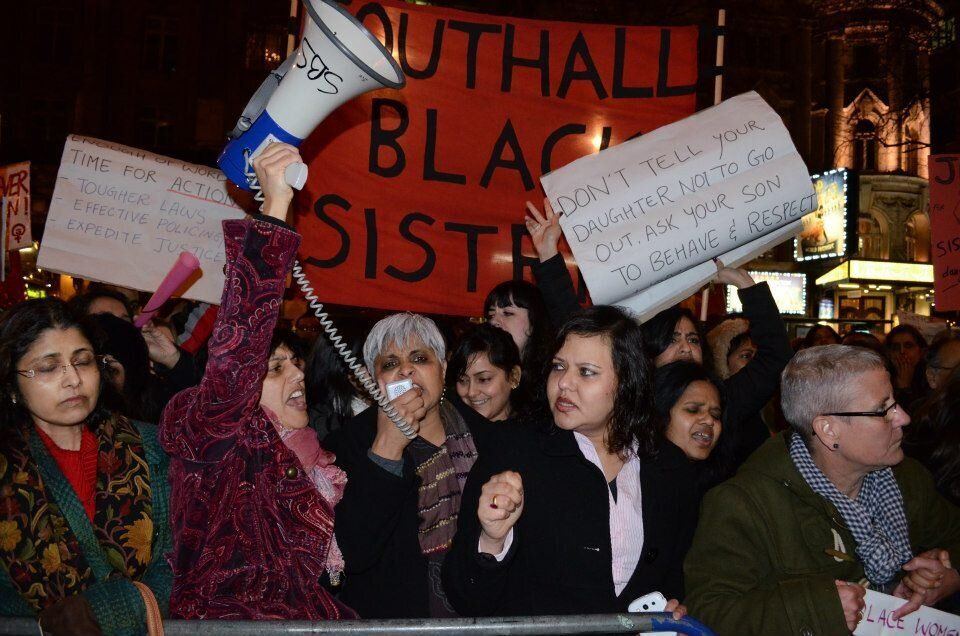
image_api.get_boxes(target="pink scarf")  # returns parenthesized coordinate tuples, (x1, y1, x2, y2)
(264, 407, 347, 583)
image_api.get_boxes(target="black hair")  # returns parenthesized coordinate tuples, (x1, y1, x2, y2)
(640, 305, 711, 371)
(0, 298, 116, 430)
(653, 360, 734, 486)
(68, 286, 133, 320)
(803, 324, 841, 348)
(550, 306, 655, 458)
(727, 332, 753, 359)
(885, 324, 928, 351)
(885, 324, 930, 401)
(270, 328, 307, 364)
(87, 313, 155, 421)
(304, 324, 368, 440)
(445, 324, 521, 411)
(483, 279, 555, 407)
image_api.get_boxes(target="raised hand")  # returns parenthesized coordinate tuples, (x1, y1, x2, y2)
(251, 142, 303, 221)
(141, 320, 181, 369)
(525, 197, 563, 262)
(714, 259, 756, 289)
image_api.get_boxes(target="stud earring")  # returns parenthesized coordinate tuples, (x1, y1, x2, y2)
(832, 443, 839, 449)
(10, 396, 16, 404)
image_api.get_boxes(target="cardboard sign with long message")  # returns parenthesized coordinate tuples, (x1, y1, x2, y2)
(0, 162, 31, 250)
(295, 0, 698, 316)
(930, 154, 960, 311)
(38, 135, 245, 304)
(540, 91, 816, 318)
(853, 589, 959, 635)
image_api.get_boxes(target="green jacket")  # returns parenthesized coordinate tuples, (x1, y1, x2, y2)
(684, 433, 960, 636)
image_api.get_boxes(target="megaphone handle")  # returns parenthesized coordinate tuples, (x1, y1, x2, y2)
(285, 163, 308, 190)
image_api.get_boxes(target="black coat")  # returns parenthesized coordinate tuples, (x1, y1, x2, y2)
(333, 396, 492, 619)
(533, 254, 792, 479)
(442, 425, 700, 617)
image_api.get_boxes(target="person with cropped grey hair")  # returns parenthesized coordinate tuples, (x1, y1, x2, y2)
(780, 344, 887, 443)
(362, 312, 446, 375)
(333, 312, 491, 619)
(686, 344, 960, 635)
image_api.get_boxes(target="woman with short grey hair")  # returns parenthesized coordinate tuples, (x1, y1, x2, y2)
(686, 344, 960, 635)
(334, 312, 491, 619)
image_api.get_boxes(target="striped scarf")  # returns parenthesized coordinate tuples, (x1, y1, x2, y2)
(789, 433, 913, 586)
(415, 401, 478, 556)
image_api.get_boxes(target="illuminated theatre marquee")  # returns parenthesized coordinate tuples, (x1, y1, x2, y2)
(815, 260, 935, 286)
(795, 168, 851, 261)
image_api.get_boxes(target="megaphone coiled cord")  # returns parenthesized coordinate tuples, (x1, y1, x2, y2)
(242, 149, 417, 440)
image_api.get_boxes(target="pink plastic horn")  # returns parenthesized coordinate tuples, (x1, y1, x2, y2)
(134, 252, 201, 328)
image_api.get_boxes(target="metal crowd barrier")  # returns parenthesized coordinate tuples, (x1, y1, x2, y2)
(0, 612, 715, 635)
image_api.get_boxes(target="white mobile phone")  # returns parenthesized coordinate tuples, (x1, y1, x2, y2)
(628, 591, 676, 636)
(628, 591, 667, 613)
(385, 379, 414, 400)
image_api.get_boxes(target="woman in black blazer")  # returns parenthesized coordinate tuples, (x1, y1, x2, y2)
(442, 306, 699, 617)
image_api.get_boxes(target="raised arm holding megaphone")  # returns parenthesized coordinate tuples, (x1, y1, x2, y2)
(218, 0, 404, 196)
(218, 0, 416, 439)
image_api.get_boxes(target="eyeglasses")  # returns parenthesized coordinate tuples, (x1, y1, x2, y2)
(823, 402, 899, 419)
(16, 354, 106, 380)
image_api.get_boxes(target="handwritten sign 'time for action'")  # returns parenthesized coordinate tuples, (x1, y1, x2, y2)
(39, 135, 245, 304)
(541, 91, 816, 310)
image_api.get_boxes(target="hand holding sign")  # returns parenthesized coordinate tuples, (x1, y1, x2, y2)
(525, 198, 564, 262)
(836, 580, 868, 633)
(540, 91, 816, 320)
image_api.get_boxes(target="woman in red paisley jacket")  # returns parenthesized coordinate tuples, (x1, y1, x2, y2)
(159, 143, 355, 619)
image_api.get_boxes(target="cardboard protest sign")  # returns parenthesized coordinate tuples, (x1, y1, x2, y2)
(930, 154, 960, 311)
(853, 589, 960, 635)
(0, 162, 31, 250)
(296, 0, 698, 316)
(540, 91, 816, 319)
(38, 135, 245, 304)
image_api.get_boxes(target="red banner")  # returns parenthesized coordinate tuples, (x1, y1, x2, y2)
(296, 1, 698, 316)
(930, 154, 960, 311)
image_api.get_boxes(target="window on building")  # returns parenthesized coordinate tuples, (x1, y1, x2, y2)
(858, 213, 884, 259)
(142, 15, 180, 73)
(245, 24, 287, 71)
(137, 106, 175, 151)
(853, 119, 878, 171)
(904, 212, 931, 262)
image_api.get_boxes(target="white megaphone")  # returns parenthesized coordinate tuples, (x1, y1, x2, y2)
(218, 0, 404, 191)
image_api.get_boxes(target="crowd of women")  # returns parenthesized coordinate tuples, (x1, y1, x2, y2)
(0, 143, 958, 635)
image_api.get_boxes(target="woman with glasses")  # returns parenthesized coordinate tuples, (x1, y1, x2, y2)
(159, 143, 354, 620)
(685, 345, 960, 635)
(0, 298, 172, 635)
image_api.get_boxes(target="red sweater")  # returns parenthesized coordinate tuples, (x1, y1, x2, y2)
(36, 426, 98, 521)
